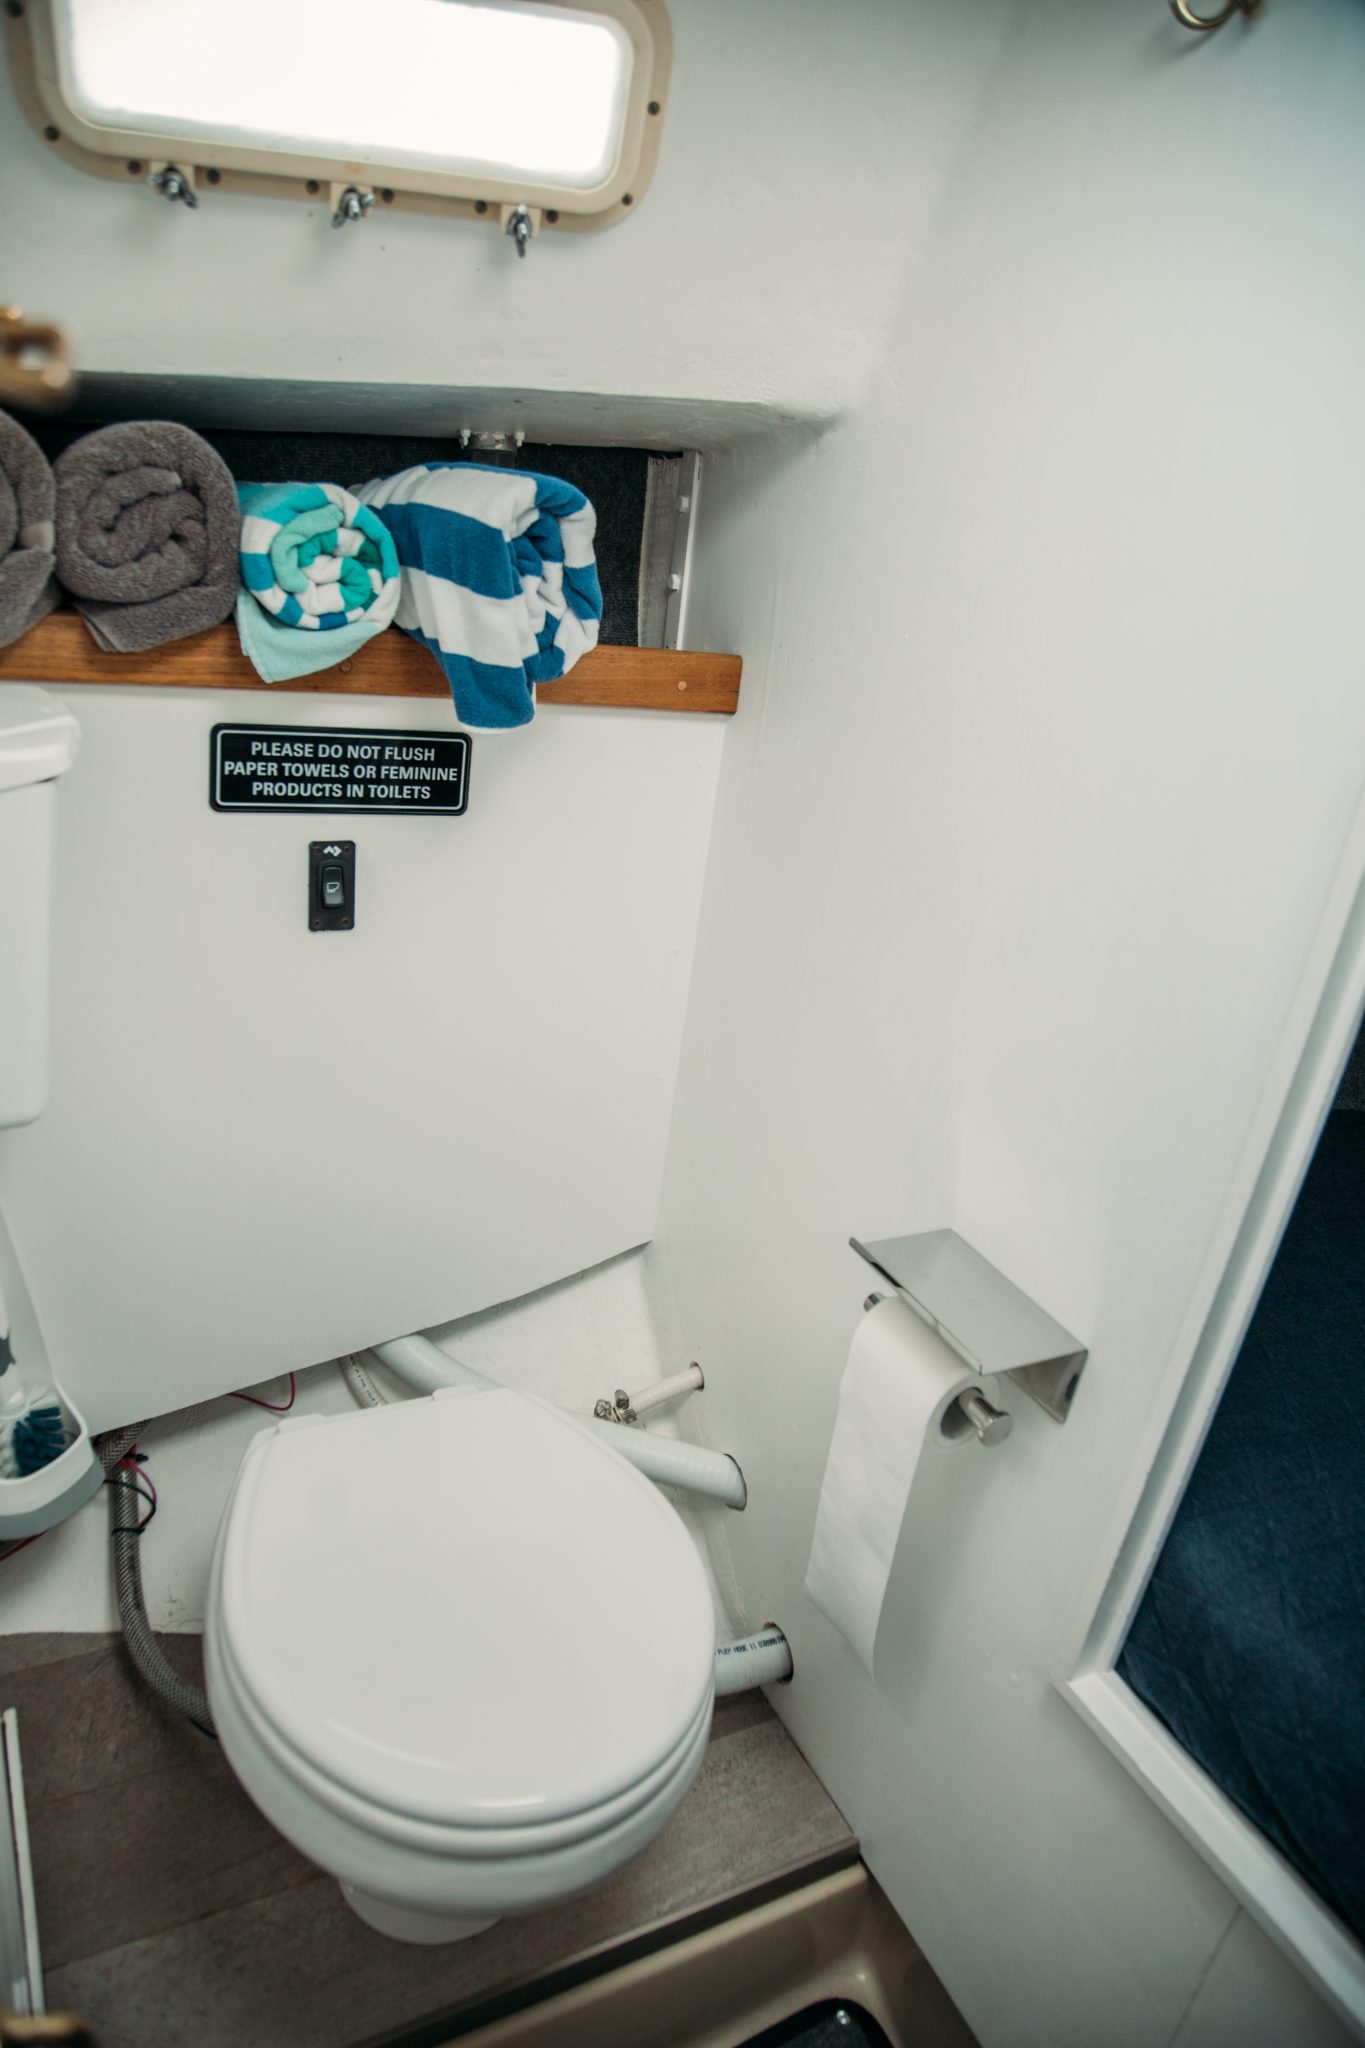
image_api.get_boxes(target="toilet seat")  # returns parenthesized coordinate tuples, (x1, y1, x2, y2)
(212, 1619, 714, 1859)
(209, 1388, 716, 1861)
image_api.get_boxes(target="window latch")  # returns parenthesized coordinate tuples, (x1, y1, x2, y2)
(331, 184, 375, 230)
(503, 203, 538, 259)
(149, 164, 197, 209)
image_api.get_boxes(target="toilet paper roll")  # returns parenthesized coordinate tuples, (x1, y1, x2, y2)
(804, 1292, 988, 1674)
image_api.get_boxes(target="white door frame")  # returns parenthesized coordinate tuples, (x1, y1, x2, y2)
(1059, 785, 1365, 2038)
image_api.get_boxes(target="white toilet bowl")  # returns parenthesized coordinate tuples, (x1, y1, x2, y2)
(204, 1384, 717, 1943)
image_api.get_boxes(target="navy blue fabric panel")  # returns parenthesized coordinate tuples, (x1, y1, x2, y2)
(1120, 1108, 1365, 1941)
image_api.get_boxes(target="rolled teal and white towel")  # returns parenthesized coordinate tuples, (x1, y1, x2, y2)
(354, 463, 601, 730)
(235, 480, 401, 684)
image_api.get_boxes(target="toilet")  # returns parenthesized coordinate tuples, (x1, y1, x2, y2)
(205, 1383, 718, 1943)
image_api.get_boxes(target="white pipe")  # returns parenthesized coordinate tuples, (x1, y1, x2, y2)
(372, 1334, 496, 1395)
(578, 1422, 747, 1510)
(714, 1628, 793, 1696)
(370, 1333, 747, 1509)
(626, 1365, 705, 1416)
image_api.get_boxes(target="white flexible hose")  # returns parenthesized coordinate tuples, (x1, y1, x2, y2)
(626, 1365, 705, 1415)
(340, 1354, 387, 1408)
(714, 1628, 794, 1695)
(372, 1334, 497, 1396)
(575, 1421, 747, 1509)
(369, 1333, 747, 1509)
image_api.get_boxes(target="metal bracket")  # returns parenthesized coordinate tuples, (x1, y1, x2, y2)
(458, 430, 525, 465)
(593, 1389, 638, 1425)
(850, 1229, 1088, 1424)
(663, 449, 700, 650)
(638, 451, 701, 649)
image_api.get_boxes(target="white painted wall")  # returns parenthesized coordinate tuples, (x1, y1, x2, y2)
(661, 2, 1365, 2045)
(0, 0, 1007, 425)
(0, 687, 724, 1428)
(0, 1248, 730, 1636)
(0, 0, 1014, 1435)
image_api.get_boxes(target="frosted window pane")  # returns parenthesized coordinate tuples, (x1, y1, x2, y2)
(55, 0, 632, 189)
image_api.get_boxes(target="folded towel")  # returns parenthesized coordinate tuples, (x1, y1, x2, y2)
(0, 409, 58, 650)
(235, 481, 401, 684)
(354, 464, 602, 730)
(53, 421, 238, 654)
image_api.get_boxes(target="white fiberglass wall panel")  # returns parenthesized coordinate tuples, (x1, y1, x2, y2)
(0, 685, 723, 1430)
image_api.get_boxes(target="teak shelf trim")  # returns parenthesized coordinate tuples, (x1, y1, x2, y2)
(0, 615, 741, 716)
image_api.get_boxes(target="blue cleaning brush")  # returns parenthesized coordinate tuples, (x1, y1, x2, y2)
(0, 1321, 69, 1479)
(11, 1400, 69, 1476)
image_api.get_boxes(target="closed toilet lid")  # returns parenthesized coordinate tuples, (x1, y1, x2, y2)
(215, 1389, 717, 1832)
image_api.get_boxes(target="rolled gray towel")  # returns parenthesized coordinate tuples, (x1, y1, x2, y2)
(0, 408, 59, 650)
(54, 421, 237, 653)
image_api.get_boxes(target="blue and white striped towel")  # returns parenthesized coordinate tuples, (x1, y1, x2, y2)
(354, 463, 602, 731)
(237, 480, 401, 683)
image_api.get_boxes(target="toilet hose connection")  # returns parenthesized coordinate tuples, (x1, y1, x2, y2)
(714, 1628, 794, 1696)
(351, 1372, 785, 1691)
(96, 1411, 783, 1736)
(594, 1364, 705, 1425)
(339, 1353, 388, 1408)
(368, 1335, 748, 1509)
(99, 1425, 216, 1738)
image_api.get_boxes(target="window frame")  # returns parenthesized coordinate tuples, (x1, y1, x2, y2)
(1059, 787, 1365, 2036)
(5, 0, 671, 236)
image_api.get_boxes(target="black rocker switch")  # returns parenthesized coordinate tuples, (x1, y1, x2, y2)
(309, 841, 356, 931)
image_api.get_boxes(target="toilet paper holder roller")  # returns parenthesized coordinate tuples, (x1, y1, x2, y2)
(850, 1229, 1088, 1429)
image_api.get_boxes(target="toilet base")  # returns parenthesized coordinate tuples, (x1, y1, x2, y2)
(341, 1882, 499, 1945)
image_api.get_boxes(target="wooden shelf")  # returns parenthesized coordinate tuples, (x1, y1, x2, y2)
(0, 614, 741, 716)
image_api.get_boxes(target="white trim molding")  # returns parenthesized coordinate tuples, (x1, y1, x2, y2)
(1067, 1673, 1365, 2039)
(1059, 786, 1365, 2040)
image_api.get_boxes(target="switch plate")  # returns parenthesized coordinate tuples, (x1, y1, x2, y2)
(308, 841, 355, 931)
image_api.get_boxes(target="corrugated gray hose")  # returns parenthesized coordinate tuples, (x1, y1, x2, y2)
(98, 1426, 216, 1738)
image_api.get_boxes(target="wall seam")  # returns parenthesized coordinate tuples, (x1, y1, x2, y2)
(1166, 1908, 1240, 2048)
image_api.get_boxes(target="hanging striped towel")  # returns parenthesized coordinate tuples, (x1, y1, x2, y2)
(354, 463, 602, 731)
(236, 481, 401, 683)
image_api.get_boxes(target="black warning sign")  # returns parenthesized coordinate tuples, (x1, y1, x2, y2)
(210, 723, 471, 815)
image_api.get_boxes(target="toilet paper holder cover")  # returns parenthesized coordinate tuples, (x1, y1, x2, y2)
(850, 1229, 1087, 1424)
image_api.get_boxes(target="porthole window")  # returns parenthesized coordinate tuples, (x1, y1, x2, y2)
(7, 0, 670, 237)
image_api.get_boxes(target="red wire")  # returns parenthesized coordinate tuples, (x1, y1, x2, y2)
(120, 1456, 157, 1528)
(228, 1372, 297, 1414)
(1, 1442, 156, 1560)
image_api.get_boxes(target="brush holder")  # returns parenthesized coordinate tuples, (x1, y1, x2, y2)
(0, 1397, 101, 1540)
(0, 1207, 104, 1540)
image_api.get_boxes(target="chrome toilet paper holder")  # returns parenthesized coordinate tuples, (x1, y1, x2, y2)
(850, 1229, 1088, 1428)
